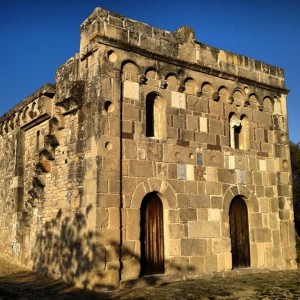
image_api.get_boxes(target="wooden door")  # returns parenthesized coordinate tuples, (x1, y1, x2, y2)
(140, 193, 164, 276)
(229, 197, 250, 268)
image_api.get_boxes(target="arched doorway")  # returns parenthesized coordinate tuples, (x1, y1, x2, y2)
(140, 192, 164, 276)
(229, 197, 250, 268)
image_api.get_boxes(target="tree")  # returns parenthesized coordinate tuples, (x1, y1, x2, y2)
(290, 141, 300, 236)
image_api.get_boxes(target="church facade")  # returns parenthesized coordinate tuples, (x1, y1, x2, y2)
(0, 8, 297, 289)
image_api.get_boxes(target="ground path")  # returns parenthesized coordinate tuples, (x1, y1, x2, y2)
(0, 257, 299, 299)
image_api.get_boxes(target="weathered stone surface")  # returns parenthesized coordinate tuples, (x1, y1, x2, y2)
(189, 221, 221, 238)
(0, 6, 295, 292)
(181, 238, 207, 256)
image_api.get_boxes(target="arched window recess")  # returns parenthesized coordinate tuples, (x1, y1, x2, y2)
(145, 92, 166, 139)
(229, 114, 249, 150)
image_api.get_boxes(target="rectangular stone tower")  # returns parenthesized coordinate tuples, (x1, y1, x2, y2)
(0, 7, 296, 290)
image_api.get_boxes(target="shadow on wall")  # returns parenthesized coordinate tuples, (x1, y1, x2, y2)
(31, 205, 195, 291)
(31, 205, 118, 290)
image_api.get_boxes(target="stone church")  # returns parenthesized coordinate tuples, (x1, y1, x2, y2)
(0, 8, 297, 290)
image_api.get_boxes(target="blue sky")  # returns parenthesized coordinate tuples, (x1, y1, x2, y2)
(0, 0, 299, 142)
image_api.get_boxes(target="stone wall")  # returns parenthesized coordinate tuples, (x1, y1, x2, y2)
(0, 7, 296, 290)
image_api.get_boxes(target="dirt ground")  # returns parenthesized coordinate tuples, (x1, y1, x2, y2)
(0, 257, 299, 300)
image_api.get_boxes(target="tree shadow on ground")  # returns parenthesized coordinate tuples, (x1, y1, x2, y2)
(0, 267, 116, 299)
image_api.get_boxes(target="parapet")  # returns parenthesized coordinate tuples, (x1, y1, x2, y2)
(0, 84, 55, 133)
(79, 7, 286, 91)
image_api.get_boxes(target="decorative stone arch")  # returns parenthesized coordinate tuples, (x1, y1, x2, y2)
(222, 185, 259, 215)
(131, 178, 177, 210)
(122, 60, 140, 101)
(122, 179, 177, 280)
(166, 73, 178, 85)
(22, 107, 29, 122)
(263, 96, 273, 113)
(201, 81, 214, 97)
(218, 86, 229, 103)
(184, 77, 197, 95)
(232, 88, 246, 107)
(121, 60, 140, 83)
(145, 67, 158, 79)
(248, 93, 259, 109)
(221, 185, 260, 269)
(121, 60, 140, 74)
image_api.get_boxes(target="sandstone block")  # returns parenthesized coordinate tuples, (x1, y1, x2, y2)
(208, 209, 221, 221)
(121, 241, 136, 259)
(209, 119, 223, 135)
(96, 208, 109, 228)
(181, 238, 207, 256)
(259, 159, 267, 171)
(282, 246, 297, 260)
(209, 99, 223, 116)
(206, 182, 222, 195)
(108, 207, 120, 228)
(189, 221, 220, 238)
(203, 151, 224, 168)
(189, 194, 210, 208)
(185, 181, 198, 194)
(97, 194, 120, 208)
(217, 169, 234, 184)
(123, 103, 139, 121)
(189, 256, 205, 273)
(123, 81, 139, 100)
(199, 117, 208, 133)
(168, 257, 189, 274)
(121, 258, 141, 280)
(249, 213, 263, 228)
(129, 160, 153, 177)
(179, 208, 197, 221)
(169, 239, 180, 256)
(211, 196, 222, 209)
(125, 209, 140, 240)
(204, 254, 218, 273)
(251, 228, 271, 243)
(168, 209, 179, 223)
(212, 238, 231, 253)
(187, 115, 199, 131)
(169, 223, 185, 239)
(167, 163, 177, 179)
(195, 132, 216, 144)
(171, 91, 186, 109)
(177, 193, 189, 207)
(147, 143, 163, 161)
(186, 164, 195, 181)
(197, 208, 208, 221)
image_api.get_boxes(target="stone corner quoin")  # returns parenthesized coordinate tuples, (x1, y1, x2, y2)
(0, 6, 296, 290)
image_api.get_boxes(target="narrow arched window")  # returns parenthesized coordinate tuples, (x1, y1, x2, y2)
(146, 96, 155, 137)
(229, 114, 249, 150)
(229, 114, 240, 149)
(36, 130, 40, 152)
(233, 122, 242, 149)
(146, 93, 165, 139)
